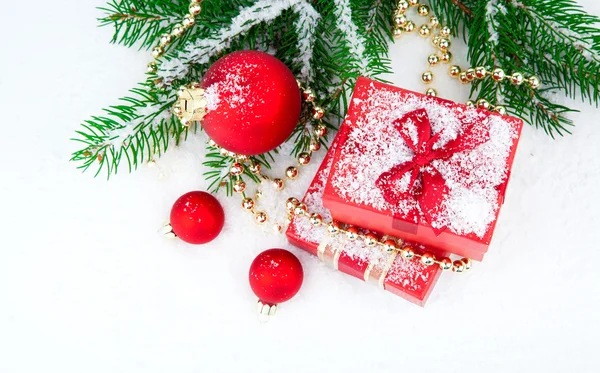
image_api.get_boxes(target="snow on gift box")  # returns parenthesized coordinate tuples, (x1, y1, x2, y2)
(323, 77, 523, 261)
(286, 137, 446, 306)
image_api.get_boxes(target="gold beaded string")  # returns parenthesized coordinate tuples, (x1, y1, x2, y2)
(147, 0, 204, 73)
(392, 0, 540, 111)
(285, 197, 472, 273)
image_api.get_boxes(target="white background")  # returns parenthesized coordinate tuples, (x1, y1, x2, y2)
(1, 1, 599, 372)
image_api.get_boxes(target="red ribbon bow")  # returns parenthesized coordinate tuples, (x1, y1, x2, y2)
(375, 108, 490, 234)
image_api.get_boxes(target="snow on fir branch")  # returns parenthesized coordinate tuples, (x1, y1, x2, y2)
(157, 0, 320, 86)
(333, 0, 371, 76)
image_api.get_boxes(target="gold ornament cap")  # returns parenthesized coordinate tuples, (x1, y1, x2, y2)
(175, 85, 209, 125)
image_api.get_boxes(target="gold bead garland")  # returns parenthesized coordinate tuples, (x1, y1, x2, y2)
(147, 0, 204, 73)
(392, 0, 541, 110)
(286, 197, 472, 273)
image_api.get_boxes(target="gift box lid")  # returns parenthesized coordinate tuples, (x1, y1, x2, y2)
(323, 77, 523, 259)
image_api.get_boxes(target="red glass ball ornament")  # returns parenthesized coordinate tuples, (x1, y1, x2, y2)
(170, 191, 225, 244)
(200, 50, 301, 155)
(249, 249, 304, 305)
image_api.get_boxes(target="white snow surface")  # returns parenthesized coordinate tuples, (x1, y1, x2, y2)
(1, 1, 600, 372)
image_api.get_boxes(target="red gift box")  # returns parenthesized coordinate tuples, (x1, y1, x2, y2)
(286, 137, 445, 306)
(323, 77, 523, 261)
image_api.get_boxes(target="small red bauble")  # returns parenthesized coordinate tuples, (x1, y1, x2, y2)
(201, 50, 301, 155)
(170, 191, 225, 244)
(249, 249, 304, 305)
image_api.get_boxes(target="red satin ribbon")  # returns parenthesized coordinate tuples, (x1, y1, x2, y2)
(375, 108, 490, 234)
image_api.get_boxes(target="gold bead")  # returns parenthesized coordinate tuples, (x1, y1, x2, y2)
(421, 71, 434, 83)
(272, 178, 285, 191)
(312, 106, 325, 120)
(439, 258, 453, 271)
(408, 0, 419, 6)
(417, 4, 430, 16)
(461, 258, 472, 271)
(418, 24, 431, 37)
(285, 166, 299, 179)
(397, 0, 409, 12)
(465, 68, 476, 81)
(314, 124, 327, 138)
(427, 54, 439, 66)
(430, 16, 439, 27)
(477, 98, 490, 109)
(401, 246, 415, 260)
(440, 26, 451, 37)
(189, 2, 202, 15)
(147, 62, 158, 73)
(364, 233, 378, 247)
(242, 198, 255, 211)
(171, 24, 185, 37)
(309, 213, 323, 226)
(425, 88, 437, 97)
(346, 226, 359, 241)
(392, 27, 404, 38)
(255, 190, 263, 199)
(459, 72, 470, 84)
(182, 14, 195, 28)
(492, 68, 505, 82)
(220, 147, 231, 155)
(511, 72, 524, 85)
(237, 154, 249, 162)
(286, 197, 300, 212)
(383, 239, 397, 253)
(233, 180, 246, 193)
(404, 21, 416, 33)
(255, 211, 268, 225)
(475, 66, 487, 79)
(248, 162, 261, 175)
(465, 100, 475, 108)
(448, 65, 461, 77)
(432, 35, 441, 46)
(528, 75, 541, 89)
(159, 33, 172, 46)
(152, 46, 164, 58)
(440, 51, 452, 63)
(452, 260, 466, 273)
(438, 38, 450, 50)
(494, 105, 507, 115)
(327, 221, 341, 234)
(394, 14, 408, 26)
(294, 203, 308, 216)
(309, 140, 321, 152)
(420, 252, 436, 266)
(298, 152, 311, 165)
(303, 88, 316, 102)
(230, 162, 244, 176)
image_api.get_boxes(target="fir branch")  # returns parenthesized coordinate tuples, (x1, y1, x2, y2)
(99, 0, 188, 49)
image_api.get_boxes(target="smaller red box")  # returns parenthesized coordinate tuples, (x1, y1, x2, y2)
(323, 77, 523, 260)
(286, 137, 445, 306)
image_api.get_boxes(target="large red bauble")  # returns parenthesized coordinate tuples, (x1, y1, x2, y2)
(249, 249, 304, 305)
(200, 50, 301, 155)
(170, 191, 225, 245)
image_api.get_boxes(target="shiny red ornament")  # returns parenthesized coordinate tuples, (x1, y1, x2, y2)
(170, 191, 224, 244)
(200, 50, 301, 155)
(249, 249, 304, 305)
